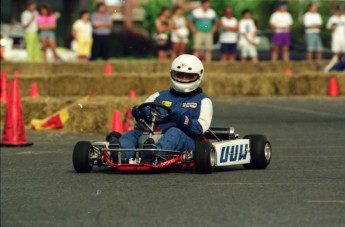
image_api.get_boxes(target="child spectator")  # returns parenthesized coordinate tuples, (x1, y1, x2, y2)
(72, 10, 93, 62)
(238, 9, 258, 63)
(269, 3, 293, 62)
(326, 6, 345, 59)
(90, 2, 112, 61)
(155, 7, 171, 61)
(171, 6, 189, 60)
(21, 1, 41, 62)
(189, 0, 218, 62)
(37, 4, 59, 62)
(304, 3, 323, 61)
(218, 7, 238, 62)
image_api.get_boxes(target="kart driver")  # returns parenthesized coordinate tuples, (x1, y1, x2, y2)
(109, 54, 213, 163)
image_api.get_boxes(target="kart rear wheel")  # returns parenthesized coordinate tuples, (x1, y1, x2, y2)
(73, 141, 94, 173)
(194, 141, 215, 174)
(243, 135, 271, 169)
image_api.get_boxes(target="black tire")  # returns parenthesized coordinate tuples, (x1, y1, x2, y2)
(73, 141, 94, 173)
(194, 141, 215, 174)
(243, 135, 272, 169)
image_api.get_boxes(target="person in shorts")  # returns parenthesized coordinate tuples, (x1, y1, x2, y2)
(304, 3, 323, 61)
(238, 9, 258, 63)
(269, 2, 293, 62)
(37, 4, 59, 62)
(155, 7, 171, 61)
(72, 10, 93, 62)
(218, 7, 238, 62)
(189, 0, 218, 62)
(171, 6, 189, 60)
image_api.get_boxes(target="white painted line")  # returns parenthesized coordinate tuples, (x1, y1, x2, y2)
(208, 182, 345, 186)
(306, 200, 345, 204)
(250, 102, 345, 119)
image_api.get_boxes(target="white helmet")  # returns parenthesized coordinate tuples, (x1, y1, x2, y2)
(170, 54, 204, 93)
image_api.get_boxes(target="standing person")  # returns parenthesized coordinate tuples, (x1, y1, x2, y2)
(72, 10, 93, 62)
(304, 3, 323, 61)
(218, 7, 238, 62)
(155, 7, 171, 61)
(21, 1, 41, 62)
(326, 6, 345, 60)
(269, 2, 293, 62)
(238, 9, 258, 63)
(189, 0, 218, 62)
(171, 6, 189, 60)
(37, 4, 59, 62)
(90, 2, 112, 61)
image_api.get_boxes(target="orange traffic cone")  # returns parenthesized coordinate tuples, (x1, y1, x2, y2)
(111, 110, 123, 133)
(285, 68, 292, 76)
(1, 79, 33, 147)
(13, 70, 20, 78)
(123, 108, 135, 132)
(128, 89, 136, 99)
(104, 63, 112, 76)
(0, 71, 8, 104)
(328, 77, 340, 97)
(30, 82, 40, 98)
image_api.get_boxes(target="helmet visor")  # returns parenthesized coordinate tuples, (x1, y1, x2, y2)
(171, 71, 199, 83)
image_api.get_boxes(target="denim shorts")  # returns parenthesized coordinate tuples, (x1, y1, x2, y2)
(305, 33, 322, 51)
(39, 30, 56, 40)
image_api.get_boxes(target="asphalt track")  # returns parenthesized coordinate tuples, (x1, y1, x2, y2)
(1, 97, 345, 227)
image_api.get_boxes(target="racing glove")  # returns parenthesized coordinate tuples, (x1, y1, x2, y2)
(131, 106, 151, 122)
(168, 111, 193, 134)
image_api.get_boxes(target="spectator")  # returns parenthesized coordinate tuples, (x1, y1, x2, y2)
(21, 1, 41, 62)
(304, 3, 323, 61)
(90, 2, 112, 61)
(171, 6, 189, 60)
(72, 10, 93, 62)
(326, 6, 345, 60)
(238, 9, 258, 63)
(189, 0, 218, 62)
(218, 7, 238, 62)
(37, 4, 59, 62)
(0, 35, 5, 61)
(155, 7, 171, 61)
(269, 3, 293, 62)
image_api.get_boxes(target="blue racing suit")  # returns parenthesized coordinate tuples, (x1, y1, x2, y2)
(119, 88, 213, 159)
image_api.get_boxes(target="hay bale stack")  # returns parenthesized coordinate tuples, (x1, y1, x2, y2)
(12, 72, 344, 97)
(64, 96, 145, 133)
(0, 97, 76, 126)
(1, 61, 330, 76)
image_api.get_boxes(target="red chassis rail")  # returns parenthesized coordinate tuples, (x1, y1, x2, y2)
(102, 151, 194, 171)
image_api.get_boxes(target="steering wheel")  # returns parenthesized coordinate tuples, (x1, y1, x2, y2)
(137, 102, 173, 124)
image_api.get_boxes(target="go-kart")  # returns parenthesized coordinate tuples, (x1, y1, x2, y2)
(72, 102, 272, 174)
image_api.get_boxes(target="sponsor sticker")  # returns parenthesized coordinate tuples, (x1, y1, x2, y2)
(162, 101, 172, 107)
(182, 102, 197, 109)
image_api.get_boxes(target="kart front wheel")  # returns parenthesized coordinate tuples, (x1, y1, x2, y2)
(194, 141, 216, 174)
(73, 141, 94, 173)
(243, 135, 272, 169)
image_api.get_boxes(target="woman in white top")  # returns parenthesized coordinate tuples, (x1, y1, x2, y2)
(304, 3, 323, 61)
(238, 9, 258, 63)
(171, 6, 189, 60)
(326, 6, 345, 58)
(72, 10, 93, 62)
(218, 7, 238, 62)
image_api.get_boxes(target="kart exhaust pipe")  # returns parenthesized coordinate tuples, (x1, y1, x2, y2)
(204, 127, 237, 140)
